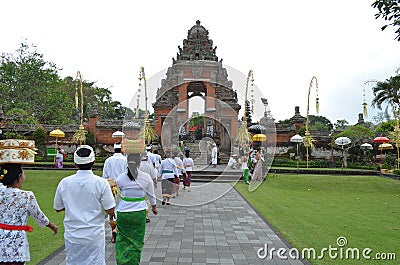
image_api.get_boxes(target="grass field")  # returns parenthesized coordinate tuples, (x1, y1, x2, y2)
(23, 170, 102, 264)
(235, 174, 400, 265)
(19, 170, 400, 264)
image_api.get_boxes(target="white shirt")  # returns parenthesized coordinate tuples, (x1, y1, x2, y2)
(153, 154, 162, 169)
(53, 170, 116, 245)
(174, 157, 185, 174)
(102, 153, 127, 180)
(159, 158, 179, 179)
(182, 157, 194, 172)
(212, 146, 218, 158)
(228, 157, 237, 167)
(139, 160, 157, 180)
(147, 151, 157, 166)
(116, 170, 156, 212)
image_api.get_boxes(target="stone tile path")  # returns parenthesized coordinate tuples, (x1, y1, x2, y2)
(39, 182, 308, 265)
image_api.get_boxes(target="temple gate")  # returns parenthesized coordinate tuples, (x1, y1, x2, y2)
(153, 21, 241, 154)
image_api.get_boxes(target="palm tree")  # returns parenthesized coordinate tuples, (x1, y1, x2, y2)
(372, 75, 400, 168)
(371, 75, 400, 111)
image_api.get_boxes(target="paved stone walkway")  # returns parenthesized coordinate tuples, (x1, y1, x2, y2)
(39, 182, 308, 265)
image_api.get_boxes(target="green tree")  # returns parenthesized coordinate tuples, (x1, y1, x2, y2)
(334, 119, 349, 130)
(308, 115, 333, 131)
(1, 42, 132, 125)
(375, 120, 395, 132)
(372, 0, 400, 41)
(0, 41, 75, 124)
(6, 108, 38, 124)
(371, 75, 400, 112)
(32, 126, 47, 158)
(335, 125, 375, 164)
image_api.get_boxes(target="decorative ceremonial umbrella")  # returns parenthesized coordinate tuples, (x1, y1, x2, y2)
(374, 136, 391, 165)
(373, 136, 390, 143)
(290, 134, 303, 169)
(334, 136, 351, 146)
(360, 143, 373, 150)
(49, 128, 65, 164)
(248, 124, 266, 134)
(378, 143, 394, 163)
(112, 130, 125, 138)
(378, 143, 393, 150)
(334, 137, 351, 169)
(252, 134, 266, 142)
(50, 128, 65, 139)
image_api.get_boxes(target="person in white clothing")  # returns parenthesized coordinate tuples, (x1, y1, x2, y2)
(228, 154, 238, 169)
(102, 142, 127, 243)
(159, 147, 179, 205)
(182, 148, 194, 192)
(115, 153, 157, 264)
(54, 145, 116, 265)
(211, 143, 218, 168)
(146, 145, 157, 168)
(139, 153, 157, 223)
(172, 151, 184, 197)
(102, 142, 127, 180)
(152, 149, 162, 175)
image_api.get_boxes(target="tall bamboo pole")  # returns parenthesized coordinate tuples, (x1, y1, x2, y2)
(305, 76, 319, 168)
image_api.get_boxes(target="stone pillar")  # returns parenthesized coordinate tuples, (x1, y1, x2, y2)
(204, 82, 216, 137)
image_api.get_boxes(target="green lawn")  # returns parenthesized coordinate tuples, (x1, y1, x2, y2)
(235, 174, 400, 265)
(19, 171, 400, 264)
(23, 170, 102, 264)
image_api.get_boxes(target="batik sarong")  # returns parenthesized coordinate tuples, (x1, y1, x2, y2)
(183, 172, 191, 187)
(161, 178, 174, 198)
(116, 210, 146, 265)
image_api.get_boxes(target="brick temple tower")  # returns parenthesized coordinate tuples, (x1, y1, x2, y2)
(152, 20, 241, 150)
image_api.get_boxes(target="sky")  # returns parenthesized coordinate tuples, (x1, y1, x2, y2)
(1, 0, 400, 125)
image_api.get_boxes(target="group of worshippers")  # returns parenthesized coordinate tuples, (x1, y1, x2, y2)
(101, 142, 194, 262)
(0, 139, 196, 265)
(227, 146, 264, 184)
(0, 140, 160, 265)
(243, 147, 264, 183)
(159, 146, 194, 205)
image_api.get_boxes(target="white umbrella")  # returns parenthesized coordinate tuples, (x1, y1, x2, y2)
(290, 134, 303, 169)
(290, 134, 303, 143)
(334, 137, 351, 169)
(112, 130, 125, 138)
(360, 143, 373, 150)
(334, 136, 351, 146)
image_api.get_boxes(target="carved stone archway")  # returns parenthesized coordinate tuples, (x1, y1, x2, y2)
(152, 21, 240, 154)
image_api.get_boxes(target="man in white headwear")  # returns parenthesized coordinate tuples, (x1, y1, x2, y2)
(102, 142, 127, 180)
(102, 142, 127, 242)
(146, 145, 157, 168)
(54, 145, 116, 265)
